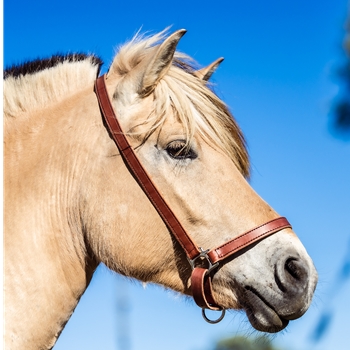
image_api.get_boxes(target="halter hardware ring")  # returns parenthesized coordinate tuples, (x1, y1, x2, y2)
(202, 308, 226, 324)
(188, 247, 219, 275)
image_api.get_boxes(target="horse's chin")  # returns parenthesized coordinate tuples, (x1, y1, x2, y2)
(242, 289, 289, 333)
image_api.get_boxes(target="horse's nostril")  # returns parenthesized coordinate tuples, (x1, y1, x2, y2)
(285, 258, 301, 280)
(275, 256, 309, 295)
(271, 255, 314, 320)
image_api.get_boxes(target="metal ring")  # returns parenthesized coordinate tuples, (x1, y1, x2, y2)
(202, 308, 226, 324)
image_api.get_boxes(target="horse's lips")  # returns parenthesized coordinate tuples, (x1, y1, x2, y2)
(242, 289, 289, 333)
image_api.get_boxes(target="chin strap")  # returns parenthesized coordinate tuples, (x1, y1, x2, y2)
(94, 74, 292, 323)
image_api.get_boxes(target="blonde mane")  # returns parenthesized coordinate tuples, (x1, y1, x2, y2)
(109, 31, 250, 177)
(3, 55, 101, 118)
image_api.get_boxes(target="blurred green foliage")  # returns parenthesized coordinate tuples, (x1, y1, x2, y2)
(214, 335, 282, 350)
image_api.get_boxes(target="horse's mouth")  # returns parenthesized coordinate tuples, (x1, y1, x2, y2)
(242, 287, 289, 333)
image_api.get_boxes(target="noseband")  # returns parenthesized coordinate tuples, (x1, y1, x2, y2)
(94, 75, 291, 323)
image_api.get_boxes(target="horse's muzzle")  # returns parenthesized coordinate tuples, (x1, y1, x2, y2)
(236, 248, 318, 333)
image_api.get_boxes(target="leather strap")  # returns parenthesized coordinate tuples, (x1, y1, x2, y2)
(191, 268, 218, 309)
(95, 75, 201, 260)
(208, 217, 290, 263)
(94, 74, 292, 312)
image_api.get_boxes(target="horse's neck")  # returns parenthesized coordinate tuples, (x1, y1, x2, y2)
(4, 89, 100, 349)
(5, 234, 95, 349)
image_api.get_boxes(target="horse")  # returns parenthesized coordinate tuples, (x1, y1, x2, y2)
(4, 29, 318, 349)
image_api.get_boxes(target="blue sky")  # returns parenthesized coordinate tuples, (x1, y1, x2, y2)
(4, 1, 350, 349)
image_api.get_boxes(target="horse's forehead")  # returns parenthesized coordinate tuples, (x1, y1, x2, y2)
(156, 117, 188, 141)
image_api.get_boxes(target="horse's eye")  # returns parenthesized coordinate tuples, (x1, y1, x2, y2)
(165, 140, 197, 160)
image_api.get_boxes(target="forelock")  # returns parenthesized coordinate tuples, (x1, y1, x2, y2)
(109, 30, 250, 177)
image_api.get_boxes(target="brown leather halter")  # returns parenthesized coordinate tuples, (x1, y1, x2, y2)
(94, 74, 292, 323)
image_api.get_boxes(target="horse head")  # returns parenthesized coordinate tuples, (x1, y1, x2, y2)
(86, 29, 318, 332)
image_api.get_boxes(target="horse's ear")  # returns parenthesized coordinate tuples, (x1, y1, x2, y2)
(139, 29, 187, 97)
(195, 57, 224, 81)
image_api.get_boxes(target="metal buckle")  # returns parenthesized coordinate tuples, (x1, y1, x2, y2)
(187, 247, 219, 275)
(189, 247, 225, 324)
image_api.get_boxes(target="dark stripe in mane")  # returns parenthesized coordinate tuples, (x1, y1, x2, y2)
(173, 58, 197, 74)
(4, 53, 103, 80)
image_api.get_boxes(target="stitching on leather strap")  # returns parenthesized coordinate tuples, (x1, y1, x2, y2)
(213, 219, 291, 261)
